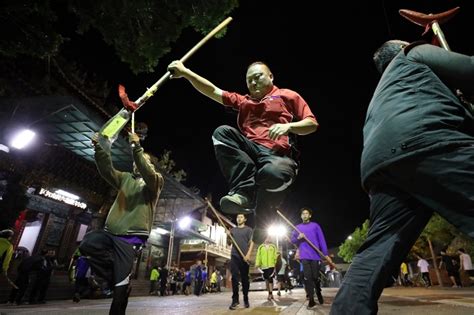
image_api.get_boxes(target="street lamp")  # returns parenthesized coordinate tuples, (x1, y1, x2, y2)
(178, 216, 192, 230)
(268, 224, 287, 251)
(10, 129, 36, 149)
(347, 235, 353, 240)
(166, 216, 193, 269)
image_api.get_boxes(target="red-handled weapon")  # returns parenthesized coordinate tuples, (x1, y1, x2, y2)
(399, 7, 473, 114)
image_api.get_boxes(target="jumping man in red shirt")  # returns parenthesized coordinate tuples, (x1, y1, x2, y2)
(167, 60, 318, 215)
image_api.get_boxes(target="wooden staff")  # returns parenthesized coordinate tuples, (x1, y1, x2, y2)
(276, 210, 336, 269)
(134, 16, 233, 108)
(205, 198, 249, 265)
(98, 17, 233, 151)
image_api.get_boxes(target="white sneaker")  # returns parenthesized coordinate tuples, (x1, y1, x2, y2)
(220, 194, 253, 214)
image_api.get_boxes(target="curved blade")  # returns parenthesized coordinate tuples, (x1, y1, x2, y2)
(399, 7, 460, 27)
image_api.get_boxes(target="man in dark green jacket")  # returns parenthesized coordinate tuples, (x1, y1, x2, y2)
(79, 132, 163, 315)
(331, 40, 474, 315)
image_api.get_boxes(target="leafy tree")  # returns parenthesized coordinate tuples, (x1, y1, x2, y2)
(151, 149, 186, 182)
(410, 214, 474, 258)
(408, 214, 456, 259)
(337, 212, 474, 272)
(1, 0, 239, 74)
(338, 219, 369, 263)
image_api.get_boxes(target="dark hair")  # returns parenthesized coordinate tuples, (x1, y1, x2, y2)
(300, 207, 313, 216)
(459, 248, 466, 253)
(0, 229, 14, 238)
(373, 40, 409, 74)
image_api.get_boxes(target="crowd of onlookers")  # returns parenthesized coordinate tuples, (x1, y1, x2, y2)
(5, 226, 472, 309)
(5, 247, 63, 305)
(398, 248, 474, 288)
(148, 260, 224, 297)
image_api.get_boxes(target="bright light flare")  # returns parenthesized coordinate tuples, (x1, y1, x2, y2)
(178, 216, 192, 230)
(10, 129, 36, 149)
(267, 224, 287, 237)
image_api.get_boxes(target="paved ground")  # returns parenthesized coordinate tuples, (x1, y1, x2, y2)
(1, 286, 474, 314)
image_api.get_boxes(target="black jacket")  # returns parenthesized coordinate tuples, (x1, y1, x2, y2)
(361, 43, 474, 189)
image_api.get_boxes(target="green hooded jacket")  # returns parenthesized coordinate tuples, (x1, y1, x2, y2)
(95, 143, 163, 236)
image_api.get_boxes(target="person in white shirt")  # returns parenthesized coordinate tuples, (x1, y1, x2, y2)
(416, 255, 431, 287)
(458, 248, 474, 283)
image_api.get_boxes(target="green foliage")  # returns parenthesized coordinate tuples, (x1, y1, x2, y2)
(1, 0, 239, 74)
(151, 149, 186, 182)
(0, 0, 65, 59)
(338, 219, 369, 263)
(408, 214, 474, 260)
(449, 235, 474, 258)
(336, 214, 474, 264)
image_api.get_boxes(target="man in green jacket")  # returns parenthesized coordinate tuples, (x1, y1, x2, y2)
(79, 132, 163, 315)
(256, 236, 278, 300)
(0, 229, 16, 289)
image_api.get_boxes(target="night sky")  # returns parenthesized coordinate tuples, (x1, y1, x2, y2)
(58, 1, 473, 248)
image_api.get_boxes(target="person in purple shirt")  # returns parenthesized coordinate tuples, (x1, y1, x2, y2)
(291, 207, 328, 309)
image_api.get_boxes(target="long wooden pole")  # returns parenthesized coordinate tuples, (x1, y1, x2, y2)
(205, 198, 249, 265)
(276, 210, 336, 269)
(98, 17, 233, 151)
(135, 17, 233, 108)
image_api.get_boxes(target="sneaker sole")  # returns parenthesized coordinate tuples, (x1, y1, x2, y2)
(220, 199, 254, 214)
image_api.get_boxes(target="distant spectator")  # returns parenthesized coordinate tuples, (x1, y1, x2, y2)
(176, 267, 185, 294)
(210, 270, 218, 292)
(217, 270, 223, 292)
(439, 249, 461, 288)
(159, 266, 168, 296)
(400, 262, 411, 287)
(183, 269, 192, 295)
(416, 255, 431, 287)
(202, 266, 208, 293)
(8, 253, 45, 305)
(0, 229, 16, 289)
(149, 266, 159, 295)
(458, 248, 474, 284)
(169, 267, 178, 295)
(29, 249, 62, 304)
(275, 252, 289, 296)
(73, 252, 92, 302)
(194, 260, 203, 296)
(256, 235, 278, 301)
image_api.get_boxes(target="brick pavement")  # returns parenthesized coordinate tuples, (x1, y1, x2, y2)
(1, 286, 474, 314)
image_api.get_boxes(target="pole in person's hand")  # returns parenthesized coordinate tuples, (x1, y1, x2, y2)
(98, 16, 233, 152)
(206, 198, 250, 265)
(276, 210, 336, 269)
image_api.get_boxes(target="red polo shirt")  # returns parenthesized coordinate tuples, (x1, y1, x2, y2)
(222, 86, 317, 155)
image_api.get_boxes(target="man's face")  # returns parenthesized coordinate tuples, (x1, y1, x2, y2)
(236, 214, 246, 225)
(246, 64, 273, 100)
(301, 210, 311, 222)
